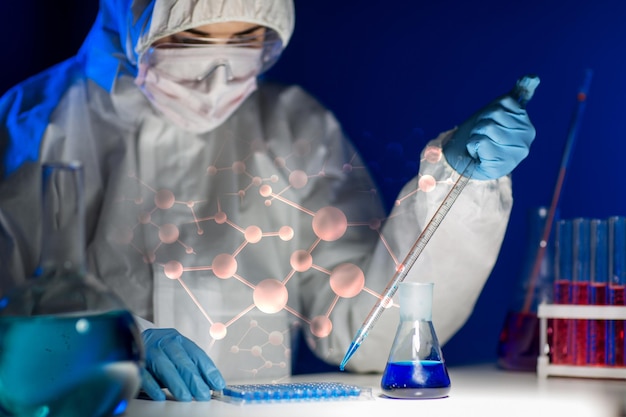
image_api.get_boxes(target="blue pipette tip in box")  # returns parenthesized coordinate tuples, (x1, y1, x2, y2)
(213, 382, 372, 404)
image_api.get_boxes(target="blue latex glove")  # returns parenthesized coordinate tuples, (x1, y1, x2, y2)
(443, 95, 536, 180)
(140, 328, 226, 401)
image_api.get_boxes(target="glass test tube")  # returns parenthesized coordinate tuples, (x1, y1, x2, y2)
(552, 219, 572, 364)
(571, 218, 591, 365)
(589, 219, 608, 365)
(608, 216, 626, 367)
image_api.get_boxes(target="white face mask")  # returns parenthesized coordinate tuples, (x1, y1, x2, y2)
(135, 46, 263, 133)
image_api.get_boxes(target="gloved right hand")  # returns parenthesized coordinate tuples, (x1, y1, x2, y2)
(140, 328, 226, 401)
(443, 94, 536, 180)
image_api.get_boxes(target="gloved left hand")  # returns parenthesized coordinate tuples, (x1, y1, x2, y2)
(443, 95, 536, 180)
(140, 328, 226, 402)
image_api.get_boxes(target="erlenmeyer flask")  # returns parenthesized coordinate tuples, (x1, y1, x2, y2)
(0, 161, 143, 417)
(497, 206, 554, 371)
(381, 282, 451, 399)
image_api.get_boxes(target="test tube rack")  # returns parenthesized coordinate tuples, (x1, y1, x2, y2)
(537, 303, 626, 379)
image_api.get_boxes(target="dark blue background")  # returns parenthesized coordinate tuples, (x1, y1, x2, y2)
(2, 1, 625, 368)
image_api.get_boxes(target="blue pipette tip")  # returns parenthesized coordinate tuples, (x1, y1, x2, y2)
(340, 341, 360, 371)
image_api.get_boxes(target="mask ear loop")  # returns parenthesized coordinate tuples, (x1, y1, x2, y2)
(135, 61, 149, 86)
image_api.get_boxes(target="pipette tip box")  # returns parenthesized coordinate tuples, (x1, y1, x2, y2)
(213, 382, 373, 404)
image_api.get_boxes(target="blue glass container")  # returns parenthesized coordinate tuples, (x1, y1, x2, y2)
(381, 282, 450, 399)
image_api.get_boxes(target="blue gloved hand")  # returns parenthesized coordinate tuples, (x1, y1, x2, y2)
(140, 328, 226, 402)
(443, 95, 536, 180)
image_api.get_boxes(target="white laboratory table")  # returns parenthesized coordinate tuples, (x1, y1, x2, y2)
(125, 363, 626, 417)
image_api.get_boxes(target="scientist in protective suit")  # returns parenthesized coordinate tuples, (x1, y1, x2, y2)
(0, 0, 535, 402)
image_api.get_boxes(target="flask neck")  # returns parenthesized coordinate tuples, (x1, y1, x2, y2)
(399, 282, 433, 321)
(36, 162, 87, 278)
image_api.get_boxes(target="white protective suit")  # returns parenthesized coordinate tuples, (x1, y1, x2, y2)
(0, 0, 512, 381)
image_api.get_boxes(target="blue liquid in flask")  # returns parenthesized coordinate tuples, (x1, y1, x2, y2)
(381, 360, 451, 399)
(0, 310, 142, 417)
(380, 282, 451, 400)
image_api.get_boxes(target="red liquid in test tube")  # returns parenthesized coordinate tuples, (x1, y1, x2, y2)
(551, 220, 573, 365)
(572, 281, 590, 365)
(608, 217, 626, 367)
(551, 278, 571, 364)
(571, 218, 590, 365)
(609, 285, 625, 366)
(589, 282, 608, 365)
(588, 219, 608, 366)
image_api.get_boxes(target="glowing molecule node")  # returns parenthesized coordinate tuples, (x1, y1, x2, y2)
(232, 161, 246, 174)
(244, 226, 263, 243)
(310, 316, 333, 338)
(164, 261, 184, 280)
(274, 157, 286, 168)
(159, 223, 180, 244)
(329, 263, 365, 298)
(259, 185, 273, 197)
(212, 253, 238, 279)
(155, 189, 175, 209)
(418, 175, 437, 193)
(290, 250, 313, 272)
(268, 331, 284, 346)
(214, 211, 227, 224)
(343, 163, 353, 173)
(253, 279, 288, 314)
(278, 226, 294, 241)
(210, 323, 228, 340)
(251, 346, 262, 356)
(207, 165, 218, 175)
(424, 145, 442, 164)
(312, 207, 348, 242)
(369, 218, 382, 231)
(289, 170, 308, 189)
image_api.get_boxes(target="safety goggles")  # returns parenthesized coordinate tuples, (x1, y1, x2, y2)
(140, 29, 283, 82)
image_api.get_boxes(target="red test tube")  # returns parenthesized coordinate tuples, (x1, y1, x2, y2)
(588, 219, 608, 366)
(552, 219, 573, 364)
(571, 218, 591, 365)
(608, 216, 626, 367)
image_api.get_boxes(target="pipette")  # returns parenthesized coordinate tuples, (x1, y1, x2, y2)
(340, 74, 541, 371)
(520, 69, 592, 315)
